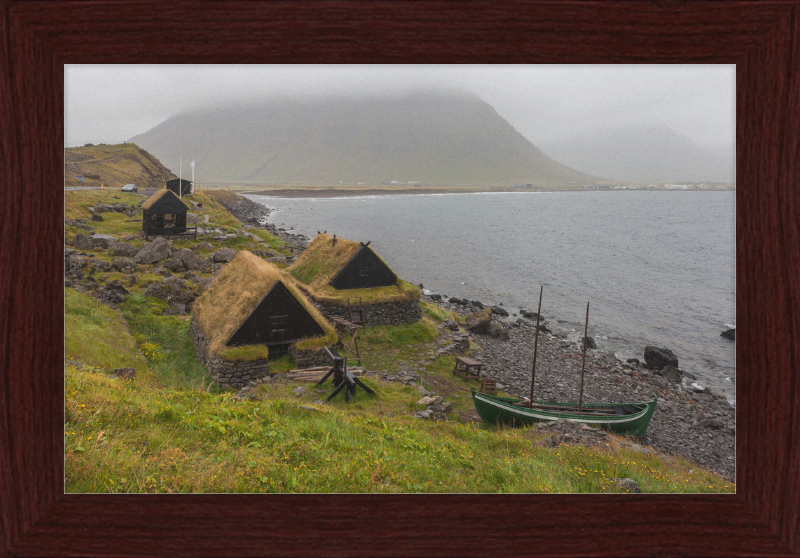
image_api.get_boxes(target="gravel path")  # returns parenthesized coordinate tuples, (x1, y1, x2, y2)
(427, 297, 736, 481)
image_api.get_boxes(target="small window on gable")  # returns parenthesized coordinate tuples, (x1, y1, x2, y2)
(359, 265, 370, 278)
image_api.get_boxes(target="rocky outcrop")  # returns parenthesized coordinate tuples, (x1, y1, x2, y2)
(73, 233, 93, 250)
(134, 237, 171, 264)
(112, 242, 139, 258)
(177, 248, 202, 271)
(211, 247, 237, 263)
(644, 345, 679, 370)
(143, 276, 196, 304)
(91, 234, 118, 249)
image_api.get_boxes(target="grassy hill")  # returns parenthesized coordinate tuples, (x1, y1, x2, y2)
(65, 142, 176, 189)
(130, 92, 603, 187)
(64, 189, 733, 493)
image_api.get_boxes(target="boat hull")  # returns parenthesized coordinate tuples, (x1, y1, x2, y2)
(470, 389, 657, 436)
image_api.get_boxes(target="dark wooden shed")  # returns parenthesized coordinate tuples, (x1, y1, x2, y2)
(141, 189, 189, 237)
(166, 178, 192, 196)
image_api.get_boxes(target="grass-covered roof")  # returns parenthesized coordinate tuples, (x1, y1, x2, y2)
(141, 188, 185, 210)
(288, 233, 419, 307)
(192, 251, 336, 358)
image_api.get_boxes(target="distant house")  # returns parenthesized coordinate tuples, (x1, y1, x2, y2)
(165, 177, 193, 196)
(514, 183, 533, 188)
(141, 189, 189, 238)
(190, 252, 337, 387)
(288, 233, 421, 326)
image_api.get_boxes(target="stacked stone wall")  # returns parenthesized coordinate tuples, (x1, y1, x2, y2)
(315, 299, 422, 327)
(189, 320, 270, 389)
(289, 345, 333, 368)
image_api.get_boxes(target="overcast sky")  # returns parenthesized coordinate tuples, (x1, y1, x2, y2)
(65, 65, 735, 149)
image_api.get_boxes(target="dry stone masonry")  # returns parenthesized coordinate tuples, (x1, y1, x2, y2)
(189, 321, 270, 390)
(314, 299, 422, 327)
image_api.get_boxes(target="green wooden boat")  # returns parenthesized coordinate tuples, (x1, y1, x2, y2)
(470, 388, 658, 436)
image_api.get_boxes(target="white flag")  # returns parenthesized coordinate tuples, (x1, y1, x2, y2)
(190, 161, 194, 168)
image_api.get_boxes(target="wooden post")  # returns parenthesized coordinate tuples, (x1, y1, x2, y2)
(528, 285, 544, 406)
(578, 301, 589, 412)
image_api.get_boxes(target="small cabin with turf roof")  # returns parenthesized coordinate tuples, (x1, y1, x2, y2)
(190, 251, 337, 389)
(288, 233, 422, 327)
(141, 189, 190, 238)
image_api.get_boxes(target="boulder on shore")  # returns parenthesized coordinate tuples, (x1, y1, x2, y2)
(657, 365, 683, 384)
(721, 328, 735, 340)
(580, 336, 597, 349)
(490, 305, 509, 317)
(644, 345, 679, 370)
(464, 308, 492, 334)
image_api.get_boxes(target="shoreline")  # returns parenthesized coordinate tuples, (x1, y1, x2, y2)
(228, 193, 735, 480)
(240, 187, 734, 198)
(423, 294, 736, 481)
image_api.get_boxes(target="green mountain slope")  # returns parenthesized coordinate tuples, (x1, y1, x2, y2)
(130, 92, 601, 186)
(65, 142, 176, 189)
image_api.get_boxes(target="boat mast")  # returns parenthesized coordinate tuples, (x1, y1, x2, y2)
(528, 285, 543, 407)
(578, 301, 589, 412)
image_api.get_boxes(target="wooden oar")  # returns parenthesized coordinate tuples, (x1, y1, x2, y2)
(578, 301, 589, 413)
(528, 285, 544, 403)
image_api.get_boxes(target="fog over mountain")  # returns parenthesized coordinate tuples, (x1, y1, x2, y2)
(539, 125, 734, 184)
(129, 92, 600, 186)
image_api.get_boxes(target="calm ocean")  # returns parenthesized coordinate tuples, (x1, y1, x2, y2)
(244, 191, 736, 403)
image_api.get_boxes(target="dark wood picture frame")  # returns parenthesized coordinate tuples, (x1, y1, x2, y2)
(1, 1, 798, 556)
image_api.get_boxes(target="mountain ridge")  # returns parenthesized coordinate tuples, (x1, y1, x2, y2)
(129, 92, 602, 187)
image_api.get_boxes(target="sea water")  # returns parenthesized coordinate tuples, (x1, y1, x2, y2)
(244, 191, 736, 403)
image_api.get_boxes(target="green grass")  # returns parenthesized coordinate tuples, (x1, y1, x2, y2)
(65, 289, 159, 384)
(421, 300, 461, 323)
(306, 279, 421, 307)
(120, 294, 217, 392)
(359, 317, 439, 346)
(65, 361, 734, 493)
(217, 345, 270, 362)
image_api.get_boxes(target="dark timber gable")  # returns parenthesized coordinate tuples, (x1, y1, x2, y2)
(142, 190, 189, 235)
(226, 281, 324, 347)
(330, 246, 398, 290)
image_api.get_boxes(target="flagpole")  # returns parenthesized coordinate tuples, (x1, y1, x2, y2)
(179, 157, 182, 199)
(191, 161, 195, 194)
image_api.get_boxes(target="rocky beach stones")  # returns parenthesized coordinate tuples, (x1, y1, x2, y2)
(644, 345, 679, 370)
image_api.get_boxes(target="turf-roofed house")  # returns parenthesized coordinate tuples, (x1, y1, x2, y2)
(288, 233, 422, 326)
(190, 251, 337, 389)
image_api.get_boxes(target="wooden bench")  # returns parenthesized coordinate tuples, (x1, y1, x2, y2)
(453, 356, 482, 380)
(480, 378, 497, 394)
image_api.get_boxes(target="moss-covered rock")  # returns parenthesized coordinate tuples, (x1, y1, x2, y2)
(465, 307, 492, 334)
